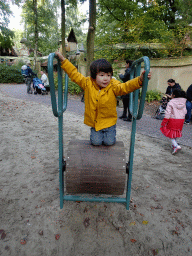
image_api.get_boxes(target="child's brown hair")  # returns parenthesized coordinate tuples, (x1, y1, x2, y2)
(90, 59, 113, 79)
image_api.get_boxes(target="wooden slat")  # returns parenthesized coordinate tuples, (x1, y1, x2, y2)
(66, 140, 126, 195)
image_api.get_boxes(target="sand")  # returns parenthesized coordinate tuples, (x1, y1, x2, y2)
(0, 92, 192, 256)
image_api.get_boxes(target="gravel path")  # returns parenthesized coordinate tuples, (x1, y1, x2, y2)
(0, 83, 191, 148)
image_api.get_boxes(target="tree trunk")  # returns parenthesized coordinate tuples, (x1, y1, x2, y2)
(61, 0, 66, 57)
(86, 0, 96, 76)
(33, 0, 38, 71)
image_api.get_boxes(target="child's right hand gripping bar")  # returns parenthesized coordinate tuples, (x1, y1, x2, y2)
(48, 52, 69, 118)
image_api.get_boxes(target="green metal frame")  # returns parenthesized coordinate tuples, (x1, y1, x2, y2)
(48, 53, 150, 210)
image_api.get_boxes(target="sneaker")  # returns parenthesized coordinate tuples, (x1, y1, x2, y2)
(123, 117, 132, 122)
(172, 145, 181, 155)
(184, 121, 190, 124)
(119, 115, 127, 119)
(172, 144, 181, 149)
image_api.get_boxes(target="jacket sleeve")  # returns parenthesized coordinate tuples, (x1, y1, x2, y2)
(164, 101, 172, 119)
(112, 77, 142, 96)
(28, 67, 36, 76)
(119, 69, 131, 82)
(176, 83, 181, 90)
(61, 59, 87, 90)
(165, 86, 169, 95)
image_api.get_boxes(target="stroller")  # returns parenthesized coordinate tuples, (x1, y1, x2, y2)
(33, 77, 47, 95)
(154, 95, 170, 120)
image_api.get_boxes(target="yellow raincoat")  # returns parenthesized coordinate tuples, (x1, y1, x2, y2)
(61, 59, 142, 131)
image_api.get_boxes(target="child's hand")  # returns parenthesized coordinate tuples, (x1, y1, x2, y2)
(55, 51, 65, 62)
(140, 71, 152, 82)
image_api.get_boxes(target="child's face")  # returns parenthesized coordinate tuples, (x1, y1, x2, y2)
(96, 72, 112, 88)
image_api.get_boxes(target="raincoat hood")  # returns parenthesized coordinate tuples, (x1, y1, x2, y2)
(165, 97, 187, 119)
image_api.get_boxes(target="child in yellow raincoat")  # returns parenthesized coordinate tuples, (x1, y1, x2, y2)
(55, 52, 151, 146)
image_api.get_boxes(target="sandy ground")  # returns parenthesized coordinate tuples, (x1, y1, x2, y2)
(0, 91, 192, 256)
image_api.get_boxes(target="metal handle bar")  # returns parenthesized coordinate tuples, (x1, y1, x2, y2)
(48, 52, 68, 117)
(129, 56, 150, 120)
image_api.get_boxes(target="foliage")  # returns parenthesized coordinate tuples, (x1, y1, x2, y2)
(65, 4, 87, 46)
(68, 79, 83, 94)
(0, 27, 14, 49)
(164, 24, 192, 57)
(0, 0, 12, 27)
(143, 90, 162, 103)
(0, 64, 24, 83)
(12, 29, 24, 50)
(0, 1, 14, 50)
(53, 72, 83, 95)
(21, 0, 61, 56)
(20, 0, 87, 56)
(0, 1, 22, 51)
(94, 45, 169, 61)
(95, 0, 192, 60)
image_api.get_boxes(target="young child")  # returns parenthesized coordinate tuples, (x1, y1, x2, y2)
(55, 52, 151, 146)
(160, 88, 187, 154)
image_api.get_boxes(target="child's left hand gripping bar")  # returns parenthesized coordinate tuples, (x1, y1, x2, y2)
(48, 52, 68, 117)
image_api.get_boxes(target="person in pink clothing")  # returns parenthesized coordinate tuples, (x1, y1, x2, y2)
(160, 89, 187, 155)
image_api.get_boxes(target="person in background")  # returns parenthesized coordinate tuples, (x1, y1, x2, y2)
(160, 89, 187, 155)
(40, 71, 50, 91)
(166, 79, 181, 98)
(55, 52, 151, 146)
(119, 60, 133, 122)
(26, 63, 36, 94)
(185, 84, 192, 124)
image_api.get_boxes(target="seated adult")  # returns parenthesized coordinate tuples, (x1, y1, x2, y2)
(40, 71, 50, 91)
(166, 79, 181, 99)
(185, 84, 192, 124)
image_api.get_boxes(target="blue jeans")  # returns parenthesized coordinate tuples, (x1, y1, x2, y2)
(90, 125, 116, 146)
(185, 100, 192, 122)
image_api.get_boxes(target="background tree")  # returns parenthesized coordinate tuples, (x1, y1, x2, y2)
(0, 0, 21, 54)
(21, 0, 60, 55)
(65, 3, 87, 45)
(95, 0, 192, 59)
(86, 0, 96, 75)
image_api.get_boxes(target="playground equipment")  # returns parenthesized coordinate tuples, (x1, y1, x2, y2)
(48, 53, 150, 210)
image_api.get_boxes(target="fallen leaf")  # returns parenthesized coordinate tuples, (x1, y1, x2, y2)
(0, 230, 6, 240)
(154, 205, 163, 209)
(84, 207, 88, 213)
(1, 231, 6, 240)
(83, 217, 90, 228)
(152, 249, 159, 255)
(31, 156, 36, 159)
(130, 239, 137, 243)
(39, 230, 43, 236)
(129, 221, 136, 226)
(172, 230, 179, 236)
(20, 239, 26, 245)
(55, 234, 60, 240)
(142, 220, 148, 225)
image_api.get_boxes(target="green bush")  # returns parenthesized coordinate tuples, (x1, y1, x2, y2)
(68, 79, 83, 94)
(53, 72, 83, 95)
(0, 64, 24, 84)
(144, 90, 162, 103)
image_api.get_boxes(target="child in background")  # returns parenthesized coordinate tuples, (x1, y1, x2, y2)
(160, 89, 187, 154)
(55, 52, 151, 146)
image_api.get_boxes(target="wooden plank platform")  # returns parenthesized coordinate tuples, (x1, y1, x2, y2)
(66, 140, 126, 195)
